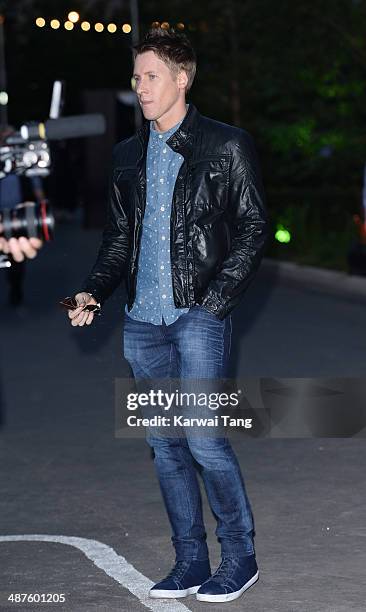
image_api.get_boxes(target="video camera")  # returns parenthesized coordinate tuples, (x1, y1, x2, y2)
(0, 113, 105, 179)
(0, 81, 106, 268)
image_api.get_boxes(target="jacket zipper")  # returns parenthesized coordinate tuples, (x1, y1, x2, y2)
(171, 160, 190, 305)
(131, 142, 147, 305)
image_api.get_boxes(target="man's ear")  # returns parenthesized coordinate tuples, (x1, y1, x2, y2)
(177, 69, 188, 91)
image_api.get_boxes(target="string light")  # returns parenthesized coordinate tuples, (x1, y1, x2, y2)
(35, 16, 132, 34)
(176, 23, 185, 30)
(68, 11, 80, 23)
(161, 22, 170, 29)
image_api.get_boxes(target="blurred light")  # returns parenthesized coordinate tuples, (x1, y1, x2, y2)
(50, 19, 60, 30)
(81, 21, 91, 31)
(161, 22, 170, 29)
(319, 145, 333, 158)
(0, 15, 5, 25)
(68, 11, 80, 23)
(131, 77, 136, 91)
(151, 21, 160, 28)
(275, 224, 291, 243)
(107, 23, 117, 33)
(122, 23, 131, 33)
(95, 22, 104, 32)
(176, 23, 185, 30)
(64, 21, 74, 31)
(0, 91, 8, 105)
(36, 17, 46, 28)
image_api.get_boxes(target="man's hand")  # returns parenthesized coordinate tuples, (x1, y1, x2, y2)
(68, 292, 98, 327)
(0, 236, 43, 262)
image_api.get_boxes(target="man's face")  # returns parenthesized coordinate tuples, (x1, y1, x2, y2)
(133, 50, 185, 122)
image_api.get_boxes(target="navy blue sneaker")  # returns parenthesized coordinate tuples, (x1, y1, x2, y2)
(196, 554, 259, 603)
(149, 558, 211, 599)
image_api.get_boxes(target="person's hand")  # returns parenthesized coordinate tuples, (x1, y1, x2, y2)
(0, 235, 43, 262)
(68, 292, 98, 327)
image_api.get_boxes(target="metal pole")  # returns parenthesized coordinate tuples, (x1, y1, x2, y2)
(129, 0, 142, 129)
(0, 14, 8, 127)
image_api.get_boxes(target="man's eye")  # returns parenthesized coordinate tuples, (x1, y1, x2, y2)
(149, 74, 156, 79)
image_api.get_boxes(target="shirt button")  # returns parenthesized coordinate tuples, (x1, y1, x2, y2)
(162, 294, 166, 299)
(160, 206, 165, 211)
(160, 265, 165, 270)
(159, 178, 164, 183)
(161, 235, 166, 240)
(158, 134, 163, 139)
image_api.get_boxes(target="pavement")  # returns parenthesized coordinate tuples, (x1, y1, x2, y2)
(262, 257, 366, 299)
(0, 219, 365, 612)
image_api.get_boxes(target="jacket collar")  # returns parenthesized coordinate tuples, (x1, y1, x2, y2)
(136, 102, 198, 158)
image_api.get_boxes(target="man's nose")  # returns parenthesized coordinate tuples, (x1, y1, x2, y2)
(136, 79, 148, 95)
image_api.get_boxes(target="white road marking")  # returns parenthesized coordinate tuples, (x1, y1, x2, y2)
(0, 535, 192, 612)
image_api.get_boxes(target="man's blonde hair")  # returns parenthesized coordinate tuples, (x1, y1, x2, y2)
(133, 26, 197, 93)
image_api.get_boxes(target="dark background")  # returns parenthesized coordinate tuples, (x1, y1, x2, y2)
(2, 0, 366, 268)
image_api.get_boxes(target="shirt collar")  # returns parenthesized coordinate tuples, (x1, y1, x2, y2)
(149, 104, 189, 143)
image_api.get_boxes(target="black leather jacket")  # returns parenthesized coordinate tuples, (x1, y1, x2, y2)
(82, 103, 270, 320)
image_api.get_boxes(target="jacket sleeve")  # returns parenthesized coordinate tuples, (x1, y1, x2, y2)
(201, 130, 271, 319)
(80, 145, 130, 305)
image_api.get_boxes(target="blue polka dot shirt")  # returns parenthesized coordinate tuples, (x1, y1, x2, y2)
(125, 108, 190, 325)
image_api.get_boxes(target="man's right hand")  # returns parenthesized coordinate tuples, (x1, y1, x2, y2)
(68, 292, 98, 327)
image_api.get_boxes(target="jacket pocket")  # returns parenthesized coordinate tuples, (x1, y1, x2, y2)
(190, 156, 230, 211)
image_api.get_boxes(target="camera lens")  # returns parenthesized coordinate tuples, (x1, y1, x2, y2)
(0, 201, 54, 241)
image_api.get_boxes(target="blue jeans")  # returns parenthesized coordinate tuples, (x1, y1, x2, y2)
(123, 306, 255, 560)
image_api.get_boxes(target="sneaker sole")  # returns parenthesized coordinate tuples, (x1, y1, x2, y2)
(196, 571, 259, 603)
(149, 585, 201, 599)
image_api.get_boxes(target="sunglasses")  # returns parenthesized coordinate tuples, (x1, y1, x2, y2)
(59, 296, 101, 315)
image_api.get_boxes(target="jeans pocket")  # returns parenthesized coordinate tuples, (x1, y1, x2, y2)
(192, 304, 223, 322)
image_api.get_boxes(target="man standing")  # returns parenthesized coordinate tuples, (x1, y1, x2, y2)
(68, 27, 269, 603)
